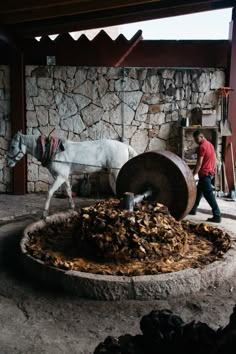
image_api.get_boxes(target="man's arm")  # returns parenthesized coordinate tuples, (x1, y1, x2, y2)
(193, 156, 203, 176)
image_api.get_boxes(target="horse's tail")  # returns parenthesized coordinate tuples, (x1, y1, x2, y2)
(128, 145, 138, 160)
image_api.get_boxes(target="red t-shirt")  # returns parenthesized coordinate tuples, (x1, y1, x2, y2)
(197, 138, 215, 177)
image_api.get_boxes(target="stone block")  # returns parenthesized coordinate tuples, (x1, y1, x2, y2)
(135, 103, 149, 122)
(3, 168, 11, 184)
(185, 85, 191, 100)
(39, 166, 53, 184)
(142, 75, 160, 93)
(74, 69, 87, 86)
(149, 112, 165, 125)
(0, 100, 10, 115)
(33, 89, 54, 106)
(35, 181, 49, 192)
(128, 68, 138, 79)
(121, 91, 142, 110)
(26, 97, 35, 111)
(53, 66, 67, 81)
(203, 91, 217, 108)
(74, 80, 98, 101)
(97, 67, 108, 75)
(25, 65, 38, 77)
(131, 129, 149, 154)
(74, 94, 91, 111)
(55, 92, 78, 118)
(148, 104, 161, 114)
(61, 115, 85, 134)
(115, 77, 140, 92)
(177, 100, 188, 109)
(191, 92, 199, 104)
(65, 79, 76, 93)
(109, 80, 115, 91)
(101, 93, 120, 111)
(142, 93, 162, 105)
(27, 111, 38, 128)
(102, 111, 110, 123)
(211, 70, 225, 89)
(49, 109, 60, 126)
(162, 69, 175, 79)
(122, 125, 137, 139)
(36, 106, 49, 126)
(88, 121, 118, 140)
(32, 66, 52, 78)
(28, 163, 39, 182)
(171, 111, 179, 121)
(37, 78, 53, 90)
(158, 123, 172, 140)
(163, 102, 177, 112)
(26, 77, 38, 97)
(66, 66, 77, 79)
(198, 72, 211, 92)
(0, 137, 9, 151)
(81, 103, 104, 126)
(132, 269, 201, 300)
(175, 71, 183, 88)
(107, 67, 122, 79)
(149, 137, 166, 151)
(165, 113, 172, 122)
(87, 67, 98, 81)
(175, 88, 185, 101)
(97, 76, 108, 98)
(110, 103, 134, 125)
(138, 68, 147, 81)
(27, 182, 35, 192)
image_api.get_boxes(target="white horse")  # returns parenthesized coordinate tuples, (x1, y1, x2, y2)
(7, 132, 137, 217)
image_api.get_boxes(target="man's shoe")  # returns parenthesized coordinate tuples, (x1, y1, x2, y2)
(207, 216, 221, 223)
(189, 210, 197, 215)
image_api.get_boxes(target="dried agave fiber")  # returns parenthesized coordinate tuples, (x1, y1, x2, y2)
(26, 199, 231, 276)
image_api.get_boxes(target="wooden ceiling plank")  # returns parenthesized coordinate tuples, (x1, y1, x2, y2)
(7, 0, 234, 38)
(0, 0, 233, 26)
(0, 0, 161, 24)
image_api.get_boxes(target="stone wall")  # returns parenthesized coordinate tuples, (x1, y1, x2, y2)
(0, 66, 12, 193)
(25, 66, 225, 194)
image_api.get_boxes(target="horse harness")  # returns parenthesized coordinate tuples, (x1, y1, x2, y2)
(7, 135, 24, 162)
(37, 135, 65, 167)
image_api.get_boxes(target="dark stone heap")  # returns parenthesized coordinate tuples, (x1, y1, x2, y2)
(94, 307, 236, 354)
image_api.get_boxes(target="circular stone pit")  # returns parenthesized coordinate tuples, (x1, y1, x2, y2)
(20, 203, 236, 300)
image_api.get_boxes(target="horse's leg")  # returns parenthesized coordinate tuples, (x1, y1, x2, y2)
(64, 179, 75, 210)
(109, 169, 119, 195)
(43, 175, 65, 218)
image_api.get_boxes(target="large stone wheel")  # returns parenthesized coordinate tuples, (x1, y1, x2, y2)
(116, 150, 197, 220)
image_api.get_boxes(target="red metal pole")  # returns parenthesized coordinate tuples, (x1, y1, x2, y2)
(224, 7, 236, 192)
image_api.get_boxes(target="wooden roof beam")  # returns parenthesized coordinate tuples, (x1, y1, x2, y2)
(2, 0, 235, 38)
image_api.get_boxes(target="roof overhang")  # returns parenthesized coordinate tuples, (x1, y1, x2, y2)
(0, 0, 235, 38)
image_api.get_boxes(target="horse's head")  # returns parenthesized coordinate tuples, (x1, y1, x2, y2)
(7, 131, 26, 167)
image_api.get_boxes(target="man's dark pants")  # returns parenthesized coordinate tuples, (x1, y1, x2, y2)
(191, 175, 221, 217)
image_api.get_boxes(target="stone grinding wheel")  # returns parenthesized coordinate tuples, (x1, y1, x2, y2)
(116, 150, 197, 220)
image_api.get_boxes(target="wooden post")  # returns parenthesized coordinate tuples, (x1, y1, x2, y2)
(224, 7, 236, 192)
(10, 49, 27, 194)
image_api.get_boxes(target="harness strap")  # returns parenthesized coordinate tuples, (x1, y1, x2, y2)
(37, 135, 64, 167)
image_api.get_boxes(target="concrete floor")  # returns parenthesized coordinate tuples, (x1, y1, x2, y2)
(0, 193, 236, 353)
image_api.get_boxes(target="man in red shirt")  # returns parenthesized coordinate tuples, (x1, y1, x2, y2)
(189, 131, 221, 223)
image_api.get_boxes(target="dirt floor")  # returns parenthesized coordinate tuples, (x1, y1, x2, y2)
(0, 194, 236, 354)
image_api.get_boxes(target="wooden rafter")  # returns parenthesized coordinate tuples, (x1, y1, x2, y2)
(0, 0, 234, 38)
